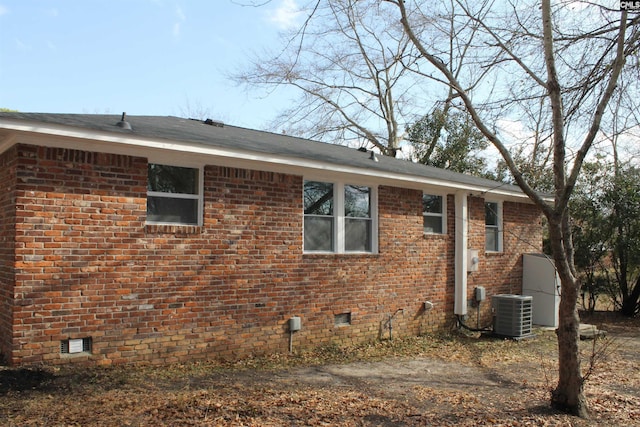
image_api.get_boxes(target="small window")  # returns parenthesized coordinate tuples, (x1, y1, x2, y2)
(423, 194, 446, 234)
(485, 201, 502, 252)
(147, 163, 201, 225)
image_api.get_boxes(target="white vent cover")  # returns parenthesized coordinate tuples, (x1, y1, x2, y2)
(60, 337, 92, 354)
(68, 339, 84, 353)
(492, 294, 533, 338)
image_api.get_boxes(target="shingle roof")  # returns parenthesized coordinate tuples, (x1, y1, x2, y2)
(0, 112, 527, 198)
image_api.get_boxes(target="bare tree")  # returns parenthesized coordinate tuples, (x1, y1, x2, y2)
(493, 99, 555, 191)
(387, 0, 639, 417)
(233, 0, 434, 156)
(177, 98, 225, 122)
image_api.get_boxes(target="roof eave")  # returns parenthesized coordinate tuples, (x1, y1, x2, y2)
(0, 118, 539, 203)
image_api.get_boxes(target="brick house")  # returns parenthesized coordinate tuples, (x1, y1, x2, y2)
(0, 113, 543, 366)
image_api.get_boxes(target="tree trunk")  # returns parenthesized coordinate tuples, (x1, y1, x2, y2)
(621, 275, 640, 317)
(391, 0, 630, 418)
(548, 221, 589, 418)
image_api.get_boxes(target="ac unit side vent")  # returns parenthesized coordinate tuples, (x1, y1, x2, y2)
(492, 295, 533, 338)
(60, 337, 92, 354)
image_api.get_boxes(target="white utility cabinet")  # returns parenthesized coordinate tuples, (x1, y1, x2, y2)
(522, 253, 560, 328)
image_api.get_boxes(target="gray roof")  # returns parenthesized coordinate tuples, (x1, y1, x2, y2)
(0, 112, 526, 197)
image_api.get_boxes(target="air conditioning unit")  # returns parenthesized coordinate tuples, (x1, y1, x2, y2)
(492, 294, 533, 338)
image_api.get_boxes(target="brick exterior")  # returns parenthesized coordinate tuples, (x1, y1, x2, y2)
(0, 146, 18, 361)
(0, 144, 543, 366)
(466, 196, 544, 328)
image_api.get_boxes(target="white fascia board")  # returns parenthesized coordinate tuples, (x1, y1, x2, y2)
(0, 119, 535, 202)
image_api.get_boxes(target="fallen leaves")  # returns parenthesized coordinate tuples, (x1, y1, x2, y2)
(0, 314, 638, 426)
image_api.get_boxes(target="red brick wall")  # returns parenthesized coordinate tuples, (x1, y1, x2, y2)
(11, 145, 148, 365)
(466, 196, 544, 327)
(299, 189, 457, 347)
(6, 144, 542, 366)
(0, 146, 18, 362)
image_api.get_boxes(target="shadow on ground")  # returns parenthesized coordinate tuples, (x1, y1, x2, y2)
(0, 368, 55, 394)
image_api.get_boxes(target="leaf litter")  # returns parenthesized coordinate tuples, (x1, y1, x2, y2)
(0, 312, 638, 426)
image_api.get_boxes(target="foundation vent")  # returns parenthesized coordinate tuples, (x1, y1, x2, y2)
(334, 313, 352, 326)
(60, 337, 92, 354)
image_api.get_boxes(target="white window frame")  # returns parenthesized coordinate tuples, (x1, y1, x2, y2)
(146, 160, 204, 226)
(303, 179, 378, 254)
(484, 200, 503, 252)
(422, 192, 447, 235)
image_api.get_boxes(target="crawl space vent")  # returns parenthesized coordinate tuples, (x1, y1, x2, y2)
(61, 337, 92, 354)
(334, 313, 352, 326)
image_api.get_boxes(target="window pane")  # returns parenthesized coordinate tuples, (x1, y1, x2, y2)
(486, 227, 499, 252)
(345, 218, 371, 252)
(485, 202, 498, 226)
(304, 216, 334, 251)
(423, 216, 443, 234)
(148, 164, 198, 194)
(148, 196, 198, 224)
(423, 194, 442, 214)
(304, 181, 334, 215)
(345, 185, 370, 218)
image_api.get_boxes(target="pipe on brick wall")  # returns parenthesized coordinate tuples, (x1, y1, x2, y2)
(454, 191, 468, 316)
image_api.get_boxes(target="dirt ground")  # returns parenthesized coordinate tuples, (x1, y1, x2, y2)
(1, 312, 639, 426)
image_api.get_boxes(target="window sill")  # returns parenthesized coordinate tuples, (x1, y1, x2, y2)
(145, 223, 202, 235)
(423, 232, 447, 238)
(303, 252, 378, 257)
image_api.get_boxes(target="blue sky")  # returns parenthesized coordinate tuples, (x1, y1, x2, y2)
(0, 0, 300, 130)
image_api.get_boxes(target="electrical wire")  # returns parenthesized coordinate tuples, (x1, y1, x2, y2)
(456, 314, 493, 332)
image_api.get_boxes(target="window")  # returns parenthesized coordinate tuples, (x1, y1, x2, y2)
(303, 181, 334, 251)
(147, 163, 201, 225)
(485, 201, 502, 252)
(344, 185, 372, 251)
(423, 194, 446, 234)
(304, 180, 376, 253)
